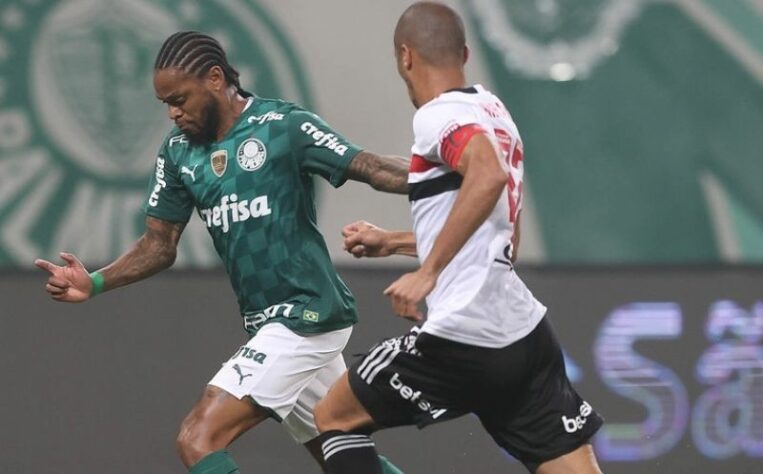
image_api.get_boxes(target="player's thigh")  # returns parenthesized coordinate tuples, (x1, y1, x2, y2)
(536, 444, 603, 474)
(314, 371, 376, 433)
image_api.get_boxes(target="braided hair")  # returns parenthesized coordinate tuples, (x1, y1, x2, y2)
(154, 31, 242, 92)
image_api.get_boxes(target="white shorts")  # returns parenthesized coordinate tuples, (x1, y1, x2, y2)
(208, 323, 352, 443)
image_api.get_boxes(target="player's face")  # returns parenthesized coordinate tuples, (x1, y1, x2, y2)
(154, 68, 221, 145)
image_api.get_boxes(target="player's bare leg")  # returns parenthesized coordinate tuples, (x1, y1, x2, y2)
(536, 443, 603, 474)
(178, 384, 373, 473)
(314, 373, 405, 474)
(315, 372, 375, 432)
(314, 372, 382, 473)
(177, 385, 270, 470)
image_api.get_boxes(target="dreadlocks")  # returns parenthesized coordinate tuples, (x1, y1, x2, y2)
(154, 31, 242, 92)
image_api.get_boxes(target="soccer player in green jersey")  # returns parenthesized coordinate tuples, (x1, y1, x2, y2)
(34, 32, 406, 474)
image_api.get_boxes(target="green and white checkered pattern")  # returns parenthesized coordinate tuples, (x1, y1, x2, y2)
(144, 98, 361, 335)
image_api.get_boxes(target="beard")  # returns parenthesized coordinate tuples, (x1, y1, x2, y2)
(185, 95, 221, 146)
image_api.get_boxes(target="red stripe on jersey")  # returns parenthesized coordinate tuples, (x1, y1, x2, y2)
(410, 154, 438, 173)
(440, 124, 486, 169)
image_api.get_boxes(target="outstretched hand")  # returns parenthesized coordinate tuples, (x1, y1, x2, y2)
(342, 220, 392, 258)
(34, 252, 92, 302)
(383, 269, 436, 322)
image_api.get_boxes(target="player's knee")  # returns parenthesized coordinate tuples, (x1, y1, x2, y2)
(176, 416, 197, 455)
(176, 412, 211, 464)
(536, 443, 602, 474)
(314, 397, 372, 434)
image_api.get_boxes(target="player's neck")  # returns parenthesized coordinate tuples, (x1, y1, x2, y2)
(415, 69, 466, 107)
(216, 88, 249, 141)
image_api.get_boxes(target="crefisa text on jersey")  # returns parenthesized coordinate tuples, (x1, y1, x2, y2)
(248, 111, 284, 125)
(198, 193, 272, 233)
(300, 121, 348, 156)
(147, 157, 167, 207)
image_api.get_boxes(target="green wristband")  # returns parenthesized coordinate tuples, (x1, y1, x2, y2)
(89, 271, 105, 297)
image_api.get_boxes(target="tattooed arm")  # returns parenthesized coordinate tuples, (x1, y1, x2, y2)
(345, 151, 410, 194)
(98, 217, 185, 290)
(35, 216, 185, 302)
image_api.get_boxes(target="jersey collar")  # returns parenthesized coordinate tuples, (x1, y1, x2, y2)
(443, 86, 478, 94)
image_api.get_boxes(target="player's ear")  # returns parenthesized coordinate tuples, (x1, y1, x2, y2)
(204, 65, 225, 92)
(463, 45, 470, 65)
(400, 44, 413, 71)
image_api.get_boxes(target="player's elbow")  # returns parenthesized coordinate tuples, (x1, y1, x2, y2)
(461, 164, 507, 193)
(143, 242, 177, 272)
(488, 170, 509, 190)
(471, 167, 508, 198)
(158, 248, 177, 270)
(141, 236, 178, 271)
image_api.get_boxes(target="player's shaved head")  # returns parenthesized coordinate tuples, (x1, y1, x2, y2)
(394, 1, 466, 67)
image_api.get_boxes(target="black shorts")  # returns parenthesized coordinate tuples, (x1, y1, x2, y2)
(348, 317, 603, 472)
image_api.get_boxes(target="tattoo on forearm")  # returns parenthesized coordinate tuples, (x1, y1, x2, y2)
(101, 218, 185, 290)
(346, 151, 409, 194)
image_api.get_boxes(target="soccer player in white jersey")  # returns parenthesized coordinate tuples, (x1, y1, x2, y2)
(313, 3, 604, 473)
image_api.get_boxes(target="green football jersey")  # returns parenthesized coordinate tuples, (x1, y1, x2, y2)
(143, 97, 361, 336)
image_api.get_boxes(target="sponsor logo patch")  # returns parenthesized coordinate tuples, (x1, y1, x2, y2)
(232, 364, 254, 385)
(198, 193, 272, 233)
(248, 111, 284, 125)
(169, 134, 189, 147)
(389, 372, 447, 420)
(147, 157, 166, 207)
(243, 303, 295, 333)
(562, 401, 593, 433)
(180, 164, 198, 182)
(232, 347, 268, 365)
(300, 121, 349, 156)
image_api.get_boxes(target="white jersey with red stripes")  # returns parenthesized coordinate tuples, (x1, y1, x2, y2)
(409, 84, 546, 348)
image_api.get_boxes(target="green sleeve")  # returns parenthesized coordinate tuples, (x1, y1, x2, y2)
(288, 109, 362, 187)
(143, 141, 194, 223)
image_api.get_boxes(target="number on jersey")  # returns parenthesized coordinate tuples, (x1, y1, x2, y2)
(494, 128, 524, 224)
